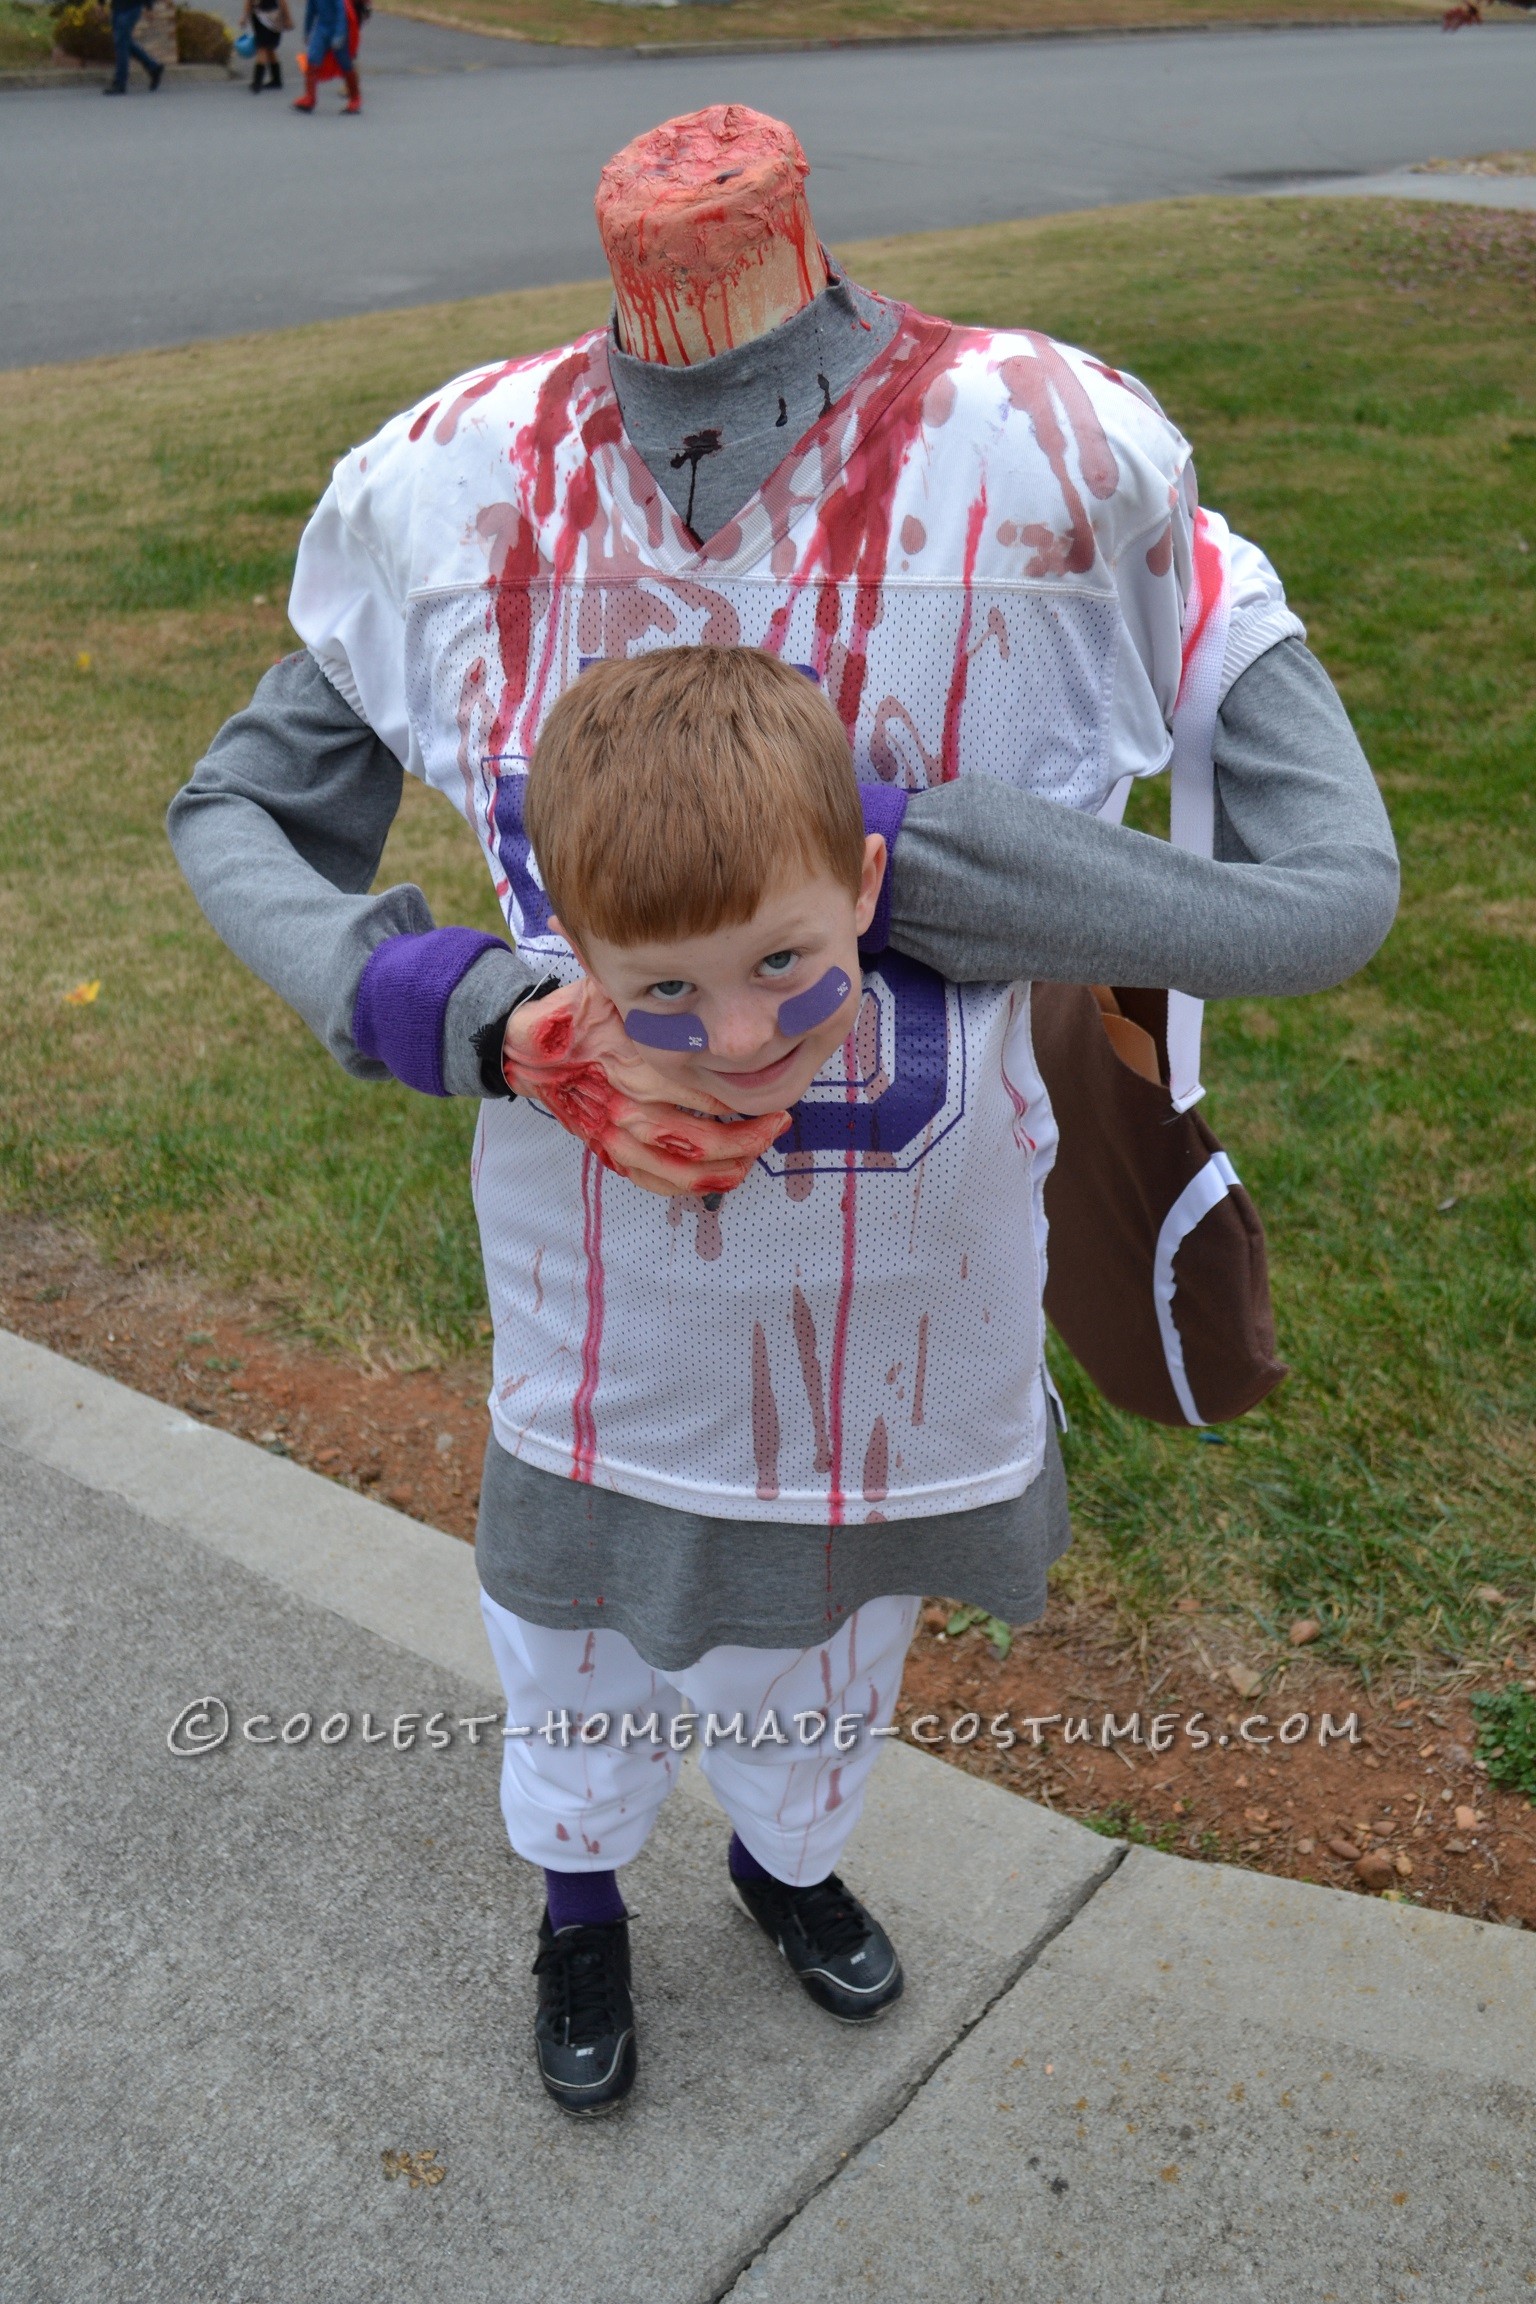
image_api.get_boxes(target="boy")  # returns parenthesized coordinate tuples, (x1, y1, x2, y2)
(168, 105, 1396, 2120)
(475, 642, 1059, 2118)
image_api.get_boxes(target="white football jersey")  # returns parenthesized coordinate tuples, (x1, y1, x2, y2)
(290, 301, 1301, 1523)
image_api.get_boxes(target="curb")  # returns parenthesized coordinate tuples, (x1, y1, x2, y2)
(1276, 166, 1536, 205)
(0, 60, 237, 86)
(0, 1325, 493, 1688)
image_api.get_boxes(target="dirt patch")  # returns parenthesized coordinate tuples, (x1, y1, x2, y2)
(898, 1601, 1536, 1929)
(5, 1216, 1532, 1928)
(0, 1219, 492, 1541)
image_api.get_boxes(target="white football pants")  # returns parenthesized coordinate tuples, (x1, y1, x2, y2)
(479, 1590, 921, 1887)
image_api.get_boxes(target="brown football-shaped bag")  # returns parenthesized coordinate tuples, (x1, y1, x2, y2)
(1031, 509, 1287, 1427)
(1032, 980, 1287, 1426)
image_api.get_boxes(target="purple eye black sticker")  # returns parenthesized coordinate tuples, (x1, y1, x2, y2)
(777, 967, 853, 1039)
(625, 1009, 708, 1053)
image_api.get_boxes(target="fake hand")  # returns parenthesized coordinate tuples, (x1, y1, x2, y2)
(502, 978, 789, 1198)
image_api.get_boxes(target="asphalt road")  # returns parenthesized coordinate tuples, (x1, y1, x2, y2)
(4, 19, 1534, 368)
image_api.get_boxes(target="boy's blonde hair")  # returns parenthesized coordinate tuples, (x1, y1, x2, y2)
(524, 647, 865, 947)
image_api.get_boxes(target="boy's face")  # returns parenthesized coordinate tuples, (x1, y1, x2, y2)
(556, 835, 886, 1119)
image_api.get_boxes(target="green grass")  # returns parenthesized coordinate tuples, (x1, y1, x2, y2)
(0, 0, 57, 65)
(1080, 1803, 1185, 1853)
(2, 200, 1533, 1665)
(1473, 1685, 1536, 1794)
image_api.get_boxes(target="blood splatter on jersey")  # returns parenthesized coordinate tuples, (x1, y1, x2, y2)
(290, 292, 1297, 1525)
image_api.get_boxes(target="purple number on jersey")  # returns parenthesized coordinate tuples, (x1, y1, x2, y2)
(489, 768, 556, 942)
(774, 953, 953, 1160)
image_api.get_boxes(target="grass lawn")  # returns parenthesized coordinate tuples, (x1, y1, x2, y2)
(2, 197, 1533, 1673)
(377, 0, 1444, 50)
(0, 0, 58, 66)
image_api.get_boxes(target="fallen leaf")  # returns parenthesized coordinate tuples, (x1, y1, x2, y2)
(1288, 1618, 1322, 1647)
(381, 2147, 445, 2190)
(1454, 1806, 1481, 1832)
(1226, 1665, 1261, 1699)
(75, 651, 92, 672)
(62, 980, 101, 1006)
(1175, 1597, 1201, 1614)
(1354, 1850, 1396, 1891)
(1472, 1585, 1508, 1607)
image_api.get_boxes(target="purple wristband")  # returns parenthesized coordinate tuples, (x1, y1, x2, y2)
(353, 927, 510, 1098)
(857, 782, 910, 957)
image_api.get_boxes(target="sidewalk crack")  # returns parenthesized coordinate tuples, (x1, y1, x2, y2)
(709, 1837, 1129, 2302)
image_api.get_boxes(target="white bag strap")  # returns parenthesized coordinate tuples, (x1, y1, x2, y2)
(1153, 1150, 1239, 1425)
(1164, 507, 1233, 1112)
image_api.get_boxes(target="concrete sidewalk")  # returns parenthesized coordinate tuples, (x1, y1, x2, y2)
(1280, 167, 1536, 210)
(2, 1328, 1533, 2302)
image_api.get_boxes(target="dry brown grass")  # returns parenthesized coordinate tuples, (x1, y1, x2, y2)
(381, 0, 1443, 50)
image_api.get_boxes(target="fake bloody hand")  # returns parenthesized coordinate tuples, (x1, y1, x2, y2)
(502, 979, 788, 1197)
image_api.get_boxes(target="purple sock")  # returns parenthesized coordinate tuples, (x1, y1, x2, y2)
(728, 1832, 773, 1885)
(544, 1867, 627, 1931)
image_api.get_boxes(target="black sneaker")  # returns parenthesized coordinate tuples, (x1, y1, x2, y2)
(732, 1870, 904, 2023)
(531, 1912, 636, 2118)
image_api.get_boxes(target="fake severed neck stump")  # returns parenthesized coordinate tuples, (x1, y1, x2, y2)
(595, 104, 830, 367)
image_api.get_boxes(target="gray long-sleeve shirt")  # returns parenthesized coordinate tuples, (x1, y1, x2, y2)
(167, 631, 1398, 1093)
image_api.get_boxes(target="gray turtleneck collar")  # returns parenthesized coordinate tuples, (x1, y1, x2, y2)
(606, 271, 902, 544)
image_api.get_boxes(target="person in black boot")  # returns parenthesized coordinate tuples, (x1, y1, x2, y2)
(240, 0, 290, 88)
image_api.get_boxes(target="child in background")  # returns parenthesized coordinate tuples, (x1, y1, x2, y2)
(241, 0, 291, 92)
(479, 643, 1060, 2118)
(292, 0, 362, 113)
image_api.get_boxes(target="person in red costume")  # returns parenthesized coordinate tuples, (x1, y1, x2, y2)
(291, 0, 362, 113)
(168, 104, 1398, 2119)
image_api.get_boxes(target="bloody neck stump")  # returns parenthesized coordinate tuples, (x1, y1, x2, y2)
(595, 104, 830, 367)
